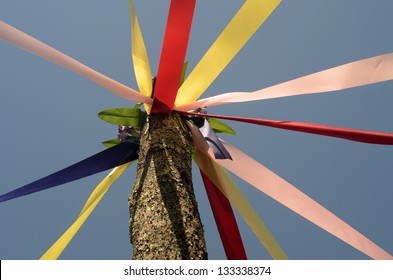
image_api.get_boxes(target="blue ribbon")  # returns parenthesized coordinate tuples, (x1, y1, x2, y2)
(199, 119, 232, 160)
(0, 141, 139, 202)
(189, 114, 232, 160)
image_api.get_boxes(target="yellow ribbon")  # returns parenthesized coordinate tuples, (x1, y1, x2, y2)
(40, 162, 132, 260)
(195, 151, 287, 260)
(175, 0, 281, 108)
(129, 0, 152, 113)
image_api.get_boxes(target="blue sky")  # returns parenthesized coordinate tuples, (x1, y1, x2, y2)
(1, 0, 392, 259)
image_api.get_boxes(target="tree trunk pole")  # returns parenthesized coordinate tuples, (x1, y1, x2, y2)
(128, 112, 207, 259)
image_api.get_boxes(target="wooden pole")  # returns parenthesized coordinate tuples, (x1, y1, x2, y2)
(128, 112, 207, 259)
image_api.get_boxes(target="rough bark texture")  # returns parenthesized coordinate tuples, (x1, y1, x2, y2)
(128, 112, 207, 260)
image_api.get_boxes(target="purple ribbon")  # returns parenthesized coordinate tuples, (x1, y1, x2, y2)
(189, 115, 232, 160)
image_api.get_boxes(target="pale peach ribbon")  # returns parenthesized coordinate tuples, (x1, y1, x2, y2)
(188, 123, 392, 260)
(0, 21, 151, 104)
(176, 53, 393, 110)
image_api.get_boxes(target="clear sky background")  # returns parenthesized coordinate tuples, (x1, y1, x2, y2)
(1, 0, 392, 260)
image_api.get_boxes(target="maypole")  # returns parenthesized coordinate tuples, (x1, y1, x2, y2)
(127, 0, 208, 259)
(1, 0, 393, 261)
(128, 113, 207, 259)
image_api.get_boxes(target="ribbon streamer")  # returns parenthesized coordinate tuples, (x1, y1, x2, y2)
(175, 0, 281, 108)
(0, 141, 139, 202)
(199, 170, 247, 260)
(151, 0, 196, 114)
(0, 21, 150, 103)
(129, 0, 153, 113)
(177, 52, 393, 110)
(190, 116, 232, 159)
(40, 162, 132, 260)
(219, 142, 393, 260)
(189, 124, 392, 260)
(189, 122, 287, 259)
(185, 111, 393, 145)
(197, 157, 287, 260)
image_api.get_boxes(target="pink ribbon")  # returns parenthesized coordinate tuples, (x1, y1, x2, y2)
(188, 122, 392, 260)
(176, 52, 393, 110)
(0, 21, 150, 103)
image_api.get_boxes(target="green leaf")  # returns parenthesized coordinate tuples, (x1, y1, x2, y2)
(207, 117, 236, 135)
(101, 138, 121, 148)
(132, 103, 143, 109)
(179, 61, 189, 87)
(98, 108, 144, 127)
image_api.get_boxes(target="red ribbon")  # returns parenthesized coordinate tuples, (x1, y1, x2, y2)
(151, 0, 196, 114)
(185, 111, 393, 145)
(200, 170, 247, 260)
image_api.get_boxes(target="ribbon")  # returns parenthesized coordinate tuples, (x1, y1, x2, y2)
(0, 141, 139, 202)
(190, 125, 392, 259)
(177, 52, 393, 110)
(199, 170, 247, 260)
(189, 116, 232, 159)
(219, 142, 393, 260)
(0, 21, 150, 103)
(174, 0, 281, 108)
(150, 0, 196, 114)
(189, 122, 287, 259)
(40, 162, 132, 260)
(129, 0, 153, 113)
(184, 111, 393, 145)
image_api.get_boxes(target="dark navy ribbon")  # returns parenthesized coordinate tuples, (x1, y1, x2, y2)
(0, 141, 139, 202)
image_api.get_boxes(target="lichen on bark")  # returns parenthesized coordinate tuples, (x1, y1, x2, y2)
(128, 112, 207, 260)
